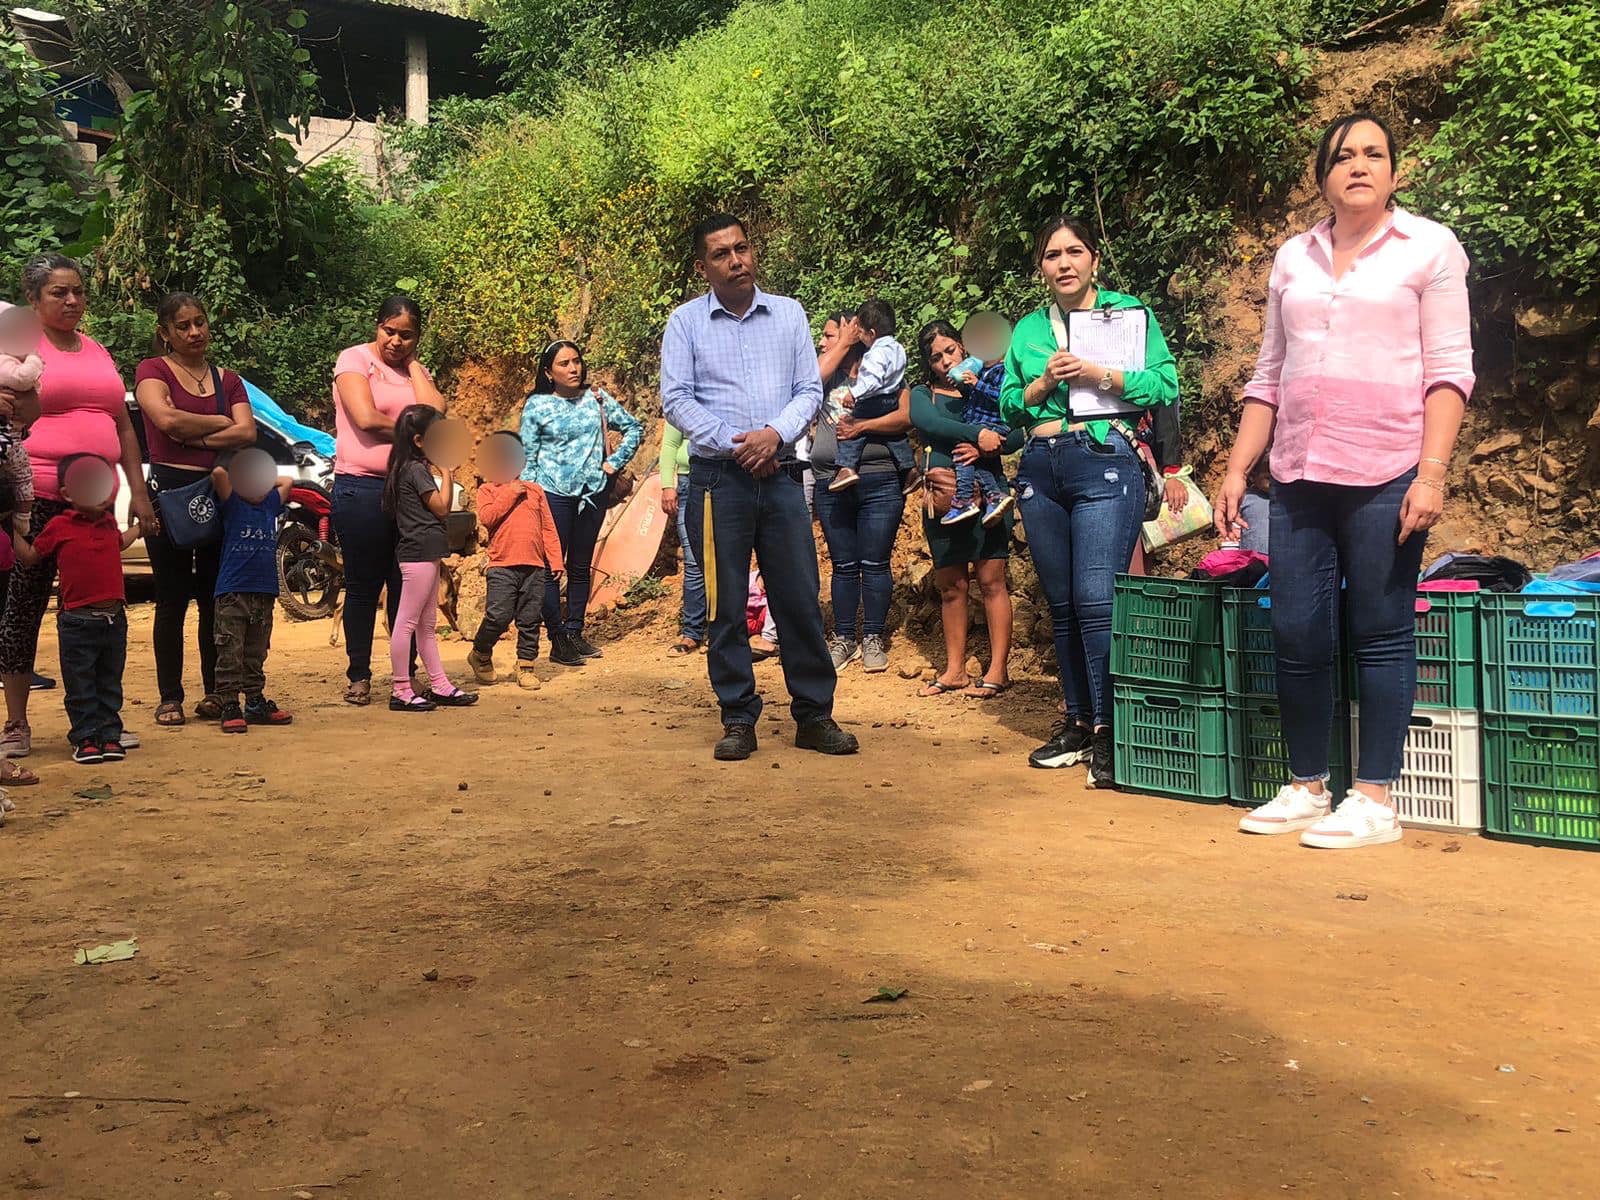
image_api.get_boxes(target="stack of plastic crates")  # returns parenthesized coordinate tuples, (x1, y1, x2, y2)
(1110, 576, 1227, 800)
(1479, 593, 1600, 848)
(1220, 586, 1350, 808)
(1351, 589, 1482, 832)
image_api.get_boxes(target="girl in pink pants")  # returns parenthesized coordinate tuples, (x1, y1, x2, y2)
(382, 405, 477, 712)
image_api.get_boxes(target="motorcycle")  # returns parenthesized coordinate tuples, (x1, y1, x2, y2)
(276, 441, 343, 622)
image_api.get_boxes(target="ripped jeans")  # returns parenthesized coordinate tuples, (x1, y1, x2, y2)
(1015, 431, 1145, 728)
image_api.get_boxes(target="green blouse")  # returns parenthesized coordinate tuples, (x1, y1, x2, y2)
(998, 288, 1179, 444)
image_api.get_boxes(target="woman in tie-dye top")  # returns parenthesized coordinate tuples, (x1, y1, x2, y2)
(518, 340, 642, 666)
(1215, 112, 1474, 852)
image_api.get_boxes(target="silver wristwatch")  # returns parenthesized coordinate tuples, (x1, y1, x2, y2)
(1097, 370, 1115, 393)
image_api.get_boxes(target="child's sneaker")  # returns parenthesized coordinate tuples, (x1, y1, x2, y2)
(245, 696, 293, 726)
(900, 467, 923, 497)
(981, 494, 1015, 526)
(516, 659, 541, 690)
(1, 719, 32, 758)
(827, 468, 860, 492)
(940, 501, 980, 526)
(467, 649, 497, 684)
(219, 701, 248, 734)
(99, 740, 127, 762)
(73, 739, 104, 764)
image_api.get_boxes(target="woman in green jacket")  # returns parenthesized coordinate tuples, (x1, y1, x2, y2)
(909, 318, 1025, 698)
(1000, 216, 1179, 786)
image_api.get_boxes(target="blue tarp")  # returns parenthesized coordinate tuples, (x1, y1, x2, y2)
(243, 378, 334, 457)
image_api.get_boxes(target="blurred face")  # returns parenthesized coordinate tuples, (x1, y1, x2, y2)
(62, 456, 116, 514)
(548, 346, 584, 393)
(33, 269, 86, 334)
(926, 333, 965, 382)
(1038, 229, 1099, 307)
(1322, 120, 1395, 217)
(374, 312, 419, 367)
(696, 226, 756, 304)
(162, 303, 210, 357)
(818, 319, 840, 354)
(478, 434, 527, 484)
(229, 448, 278, 504)
(422, 417, 470, 469)
(0, 305, 41, 359)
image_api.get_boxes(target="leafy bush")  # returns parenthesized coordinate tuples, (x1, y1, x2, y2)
(426, 0, 1321, 388)
(0, 32, 84, 291)
(1410, 0, 1600, 297)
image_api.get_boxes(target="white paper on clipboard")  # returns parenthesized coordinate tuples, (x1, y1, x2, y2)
(1053, 306, 1147, 418)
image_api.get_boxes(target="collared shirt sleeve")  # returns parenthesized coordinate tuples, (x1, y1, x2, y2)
(766, 304, 824, 447)
(1242, 247, 1288, 409)
(660, 307, 738, 456)
(518, 395, 545, 481)
(598, 389, 644, 471)
(659, 424, 684, 486)
(848, 337, 906, 400)
(1420, 232, 1475, 402)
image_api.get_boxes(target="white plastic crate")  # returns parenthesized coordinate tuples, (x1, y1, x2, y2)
(1350, 705, 1482, 833)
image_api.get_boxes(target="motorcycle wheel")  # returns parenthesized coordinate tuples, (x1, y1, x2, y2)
(277, 521, 342, 621)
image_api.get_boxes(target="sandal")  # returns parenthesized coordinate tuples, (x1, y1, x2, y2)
(344, 679, 372, 706)
(0, 759, 40, 786)
(967, 680, 1012, 699)
(919, 677, 971, 697)
(668, 637, 701, 656)
(155, 702, 186, 727)
(192, 695, 224, 721)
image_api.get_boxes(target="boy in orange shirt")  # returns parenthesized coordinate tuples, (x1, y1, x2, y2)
(467, 431, 564, 689)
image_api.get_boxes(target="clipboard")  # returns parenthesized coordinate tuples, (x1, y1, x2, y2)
(1048, 304, 1147, 419)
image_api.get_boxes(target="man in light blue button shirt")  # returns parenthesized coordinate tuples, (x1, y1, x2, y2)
(661, 214, 858, 762)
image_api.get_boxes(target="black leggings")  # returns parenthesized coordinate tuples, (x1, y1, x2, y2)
(148, 464, 221, 704)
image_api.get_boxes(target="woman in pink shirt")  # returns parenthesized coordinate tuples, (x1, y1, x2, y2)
(1214, 113, 1474, 851)
(331, 295, 446, 705)
(0, 254, 156, 766)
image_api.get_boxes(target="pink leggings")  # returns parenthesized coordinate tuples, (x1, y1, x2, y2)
(392, 561, 451, 698)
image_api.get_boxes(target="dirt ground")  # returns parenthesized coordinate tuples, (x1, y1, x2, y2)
(5, 599, 1599, 1199)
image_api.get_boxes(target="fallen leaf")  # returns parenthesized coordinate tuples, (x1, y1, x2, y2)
(74, 785, 113, 801)
(75, 939, 139, 965)
(962, 1079, 993, 1092)
(863, 986, 908, 1004)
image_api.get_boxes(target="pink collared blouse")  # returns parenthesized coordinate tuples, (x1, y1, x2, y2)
(1244, 206, 1475, 487)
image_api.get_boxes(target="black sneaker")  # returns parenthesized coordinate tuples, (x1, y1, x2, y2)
(1028, 721, 1092, 769)
(571, 634, 603, 659)
(794, 718, 859, 756)
(1085, 728, 1115, 789)
(220, 700, 248, 733)
(714, 722, 758, 761)
(73, 739, 104, 764)
(550, 634, 586, 667)
(244, 697, 293, 725)
(30, 671, 55, 691)
(99, 739, 127, 761)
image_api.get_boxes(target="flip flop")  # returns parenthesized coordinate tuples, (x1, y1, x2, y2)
(155, 702, 186, 727)
(967, 680, 1012, 699)
(919, 678, 971, 697)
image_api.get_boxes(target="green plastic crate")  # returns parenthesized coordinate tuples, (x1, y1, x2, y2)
(1221, 588, 1346, 702)
(1112, 683, 1228, 800)
(1411, 591, 1480, 709)
(1480, 594, 1600, 719)
(1483, 714, 1600, 848)
(1111, 576, 1224, 691)
(1225, 698, 1352, 807)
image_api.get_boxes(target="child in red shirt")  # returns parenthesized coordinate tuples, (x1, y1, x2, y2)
(467, 431, 565, 690)
(16, 453, 140, 764)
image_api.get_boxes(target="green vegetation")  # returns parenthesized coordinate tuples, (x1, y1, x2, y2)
(0, 32, 83, 284)
(1410, 0, 1599, 297)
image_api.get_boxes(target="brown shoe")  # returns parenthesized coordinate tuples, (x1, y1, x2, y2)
(468, 648, 497, 684)
(516, 659, 541, 690)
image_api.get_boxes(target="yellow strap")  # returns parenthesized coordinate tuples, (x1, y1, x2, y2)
(701, 488, 717, 619)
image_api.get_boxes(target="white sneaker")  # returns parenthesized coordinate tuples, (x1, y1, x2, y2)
(1238, 783, 1331, 835)
(1299, 791, 1402, 849)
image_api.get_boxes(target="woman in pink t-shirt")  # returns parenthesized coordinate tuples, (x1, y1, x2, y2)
(1214, 113, 1474, 852)
(135, 291, 259, 727)
(0, 254, 155, 766)
(330, 294, 446, 705)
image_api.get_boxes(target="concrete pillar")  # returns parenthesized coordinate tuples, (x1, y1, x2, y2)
(404, 31, 429, 124)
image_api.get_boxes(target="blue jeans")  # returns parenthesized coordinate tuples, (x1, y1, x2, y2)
(59, 606, 126, 745)
(953, 458, 1009, 508)
(686, 458, 835, 726)
(1270, 469, 1425, 785)
(676, 478, 707, 641)
(814, 468, 906, 640)
(541, 492, 605, 637)
(331, 473, 407, 684)
(1016, 432, 1144, 727)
